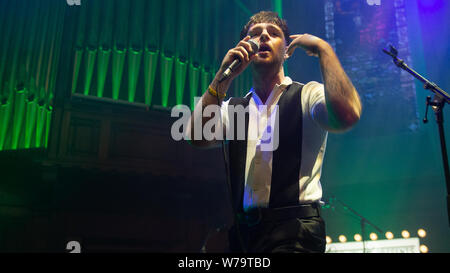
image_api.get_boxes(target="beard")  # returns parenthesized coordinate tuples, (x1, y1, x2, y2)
(251, 52, 285, 76)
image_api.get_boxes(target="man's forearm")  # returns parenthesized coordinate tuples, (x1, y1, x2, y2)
(318, 42, 362, 130)
(187, 77, 231, 147)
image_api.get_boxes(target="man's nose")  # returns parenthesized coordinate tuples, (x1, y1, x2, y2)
(259, 30, 269, 42)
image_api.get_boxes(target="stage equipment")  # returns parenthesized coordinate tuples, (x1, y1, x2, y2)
(383, 45, 450, 226)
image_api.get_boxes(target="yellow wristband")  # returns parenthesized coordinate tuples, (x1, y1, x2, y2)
(208, 85, 226, 99)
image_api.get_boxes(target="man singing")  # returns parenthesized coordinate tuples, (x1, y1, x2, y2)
(187, 11, 361, 253)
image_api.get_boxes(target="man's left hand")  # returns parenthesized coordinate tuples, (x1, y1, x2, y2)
(286, 34, 330, 58)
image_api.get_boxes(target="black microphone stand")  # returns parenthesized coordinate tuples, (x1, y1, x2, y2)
(383, 45, 450, 226)
(330, 196, 384, 253)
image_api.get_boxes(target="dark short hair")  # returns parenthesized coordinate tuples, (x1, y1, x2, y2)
(240, 11, 291, 44)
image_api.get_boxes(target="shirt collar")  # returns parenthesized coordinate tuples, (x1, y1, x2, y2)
(276, 76, 293, 90)
(248, 76, 293, 106)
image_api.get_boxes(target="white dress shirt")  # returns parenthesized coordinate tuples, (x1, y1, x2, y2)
(221, 77, 328, 211)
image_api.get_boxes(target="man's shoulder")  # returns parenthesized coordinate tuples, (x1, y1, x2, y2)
(290, 81, 304, 89)
(295, 81, 325, 97)
(288, 81, 324, 92)
(302, 81, 324, 89)
(291, 80, 324, 87)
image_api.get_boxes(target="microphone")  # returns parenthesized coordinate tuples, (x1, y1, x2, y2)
(218, 39, 259, 83)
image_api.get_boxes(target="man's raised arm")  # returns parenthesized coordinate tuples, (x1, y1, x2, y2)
(187, 36, 257, 147)
(287, 34, 362, 132)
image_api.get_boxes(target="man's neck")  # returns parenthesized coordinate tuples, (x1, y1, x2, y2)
(252, 66, 285, 104)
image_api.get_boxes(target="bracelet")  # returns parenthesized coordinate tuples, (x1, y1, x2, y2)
(208, 85, 226, 100)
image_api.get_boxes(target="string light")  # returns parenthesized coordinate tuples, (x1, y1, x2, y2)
(385, 231, 394, 240)
(419, 245, 428, 253)
(417, 229, 427, 238)
(401, 230, 410, 239)
(330, 227, 427, 247)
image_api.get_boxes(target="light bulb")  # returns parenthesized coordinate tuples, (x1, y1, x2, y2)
(369, 232, 378, 241)
(417, 229, 426, 238)
(385, 231, 394, 240)
(401, 230, 410, 239)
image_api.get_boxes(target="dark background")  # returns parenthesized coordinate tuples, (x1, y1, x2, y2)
(0, 0, 449, 252)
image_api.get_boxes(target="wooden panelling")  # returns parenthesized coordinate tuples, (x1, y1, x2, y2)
(67, 118, 101, 158)
(47, 95, 227, 180)
(108, 121, 174, 162)
(0, 95, 232, 252)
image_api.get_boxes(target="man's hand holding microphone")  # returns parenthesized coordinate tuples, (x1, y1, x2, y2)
(210, 36, 259, 98)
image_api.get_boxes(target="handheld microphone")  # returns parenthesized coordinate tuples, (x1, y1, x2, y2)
(218, 39, 259, 83)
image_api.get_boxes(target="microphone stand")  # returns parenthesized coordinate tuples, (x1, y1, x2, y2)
(383, 45, 450, 226)
(330, 197, 384, 253)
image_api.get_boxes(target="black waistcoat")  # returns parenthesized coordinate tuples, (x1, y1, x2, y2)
(227, 82, 304, 212)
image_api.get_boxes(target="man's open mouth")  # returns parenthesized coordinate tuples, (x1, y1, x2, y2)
(259, 44, 271, 53)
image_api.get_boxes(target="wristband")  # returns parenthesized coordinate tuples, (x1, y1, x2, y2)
(208, 85, 226, 99)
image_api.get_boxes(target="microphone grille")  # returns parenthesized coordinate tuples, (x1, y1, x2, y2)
(248, 39, 259, 52)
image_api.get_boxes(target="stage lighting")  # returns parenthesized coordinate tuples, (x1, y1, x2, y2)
(417, 229, 427, 238)
(338, 235, 347, 243)
(326, 236, 332, 244)
(354, 234, 362, 242)
(419, 245, 429, 253)
(385, 231, 394, 240)
(369, 233, 378, 241)
(401, 230, 410, 238)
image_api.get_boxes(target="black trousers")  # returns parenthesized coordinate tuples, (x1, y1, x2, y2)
(228, 215, 326, 253)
